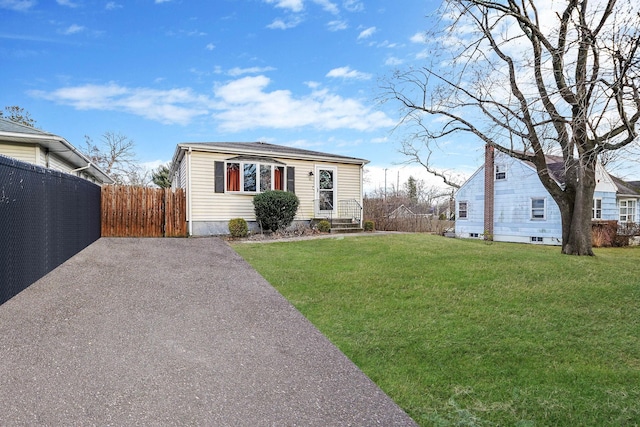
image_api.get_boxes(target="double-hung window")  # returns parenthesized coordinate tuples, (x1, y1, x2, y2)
(619, 199, 637, 223)
(458, 201, 468, 219)
(592, 198, 602, 220)
(531, 198, 546, 220)
(495, 164, 507, 180)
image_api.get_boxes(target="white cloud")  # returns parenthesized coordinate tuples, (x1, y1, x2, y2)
(61, 24, 86, 35)
(410, 31, 427, 44)
(267, 16, 304, 29)
(357, 26, 376, 40)
(29, 83, 210, 125)
(211, 75, 395, 132)
(28, 77, 395, 133)
(0, 0, 35, 10)
(342, 0, 363, 12)
(205, 43, 215, 50)
(56, 0, 78, 7)
(327, 20, 348, 31)
(228, 66, 276, 76)
(105, 2, 122, 10)
(155, 0, 171, 3)
(385, 56, 403, 66)
(326, 66, 372, 80)
(264, 0, 304, 12)
(312, 0, 338, 14)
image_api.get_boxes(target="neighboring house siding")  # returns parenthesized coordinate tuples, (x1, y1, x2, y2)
(456, 153, 562, 244)
(0, 142, 37, 164)
(454, 169, 485, 238)
(492, 157, 562, 243)
(593, 190, 617, 220)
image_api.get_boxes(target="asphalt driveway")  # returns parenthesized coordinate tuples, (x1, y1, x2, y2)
(0, 238, 417, 426)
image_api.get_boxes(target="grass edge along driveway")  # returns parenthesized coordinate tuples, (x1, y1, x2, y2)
(233, 234, 640, 426)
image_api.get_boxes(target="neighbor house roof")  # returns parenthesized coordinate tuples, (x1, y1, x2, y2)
(0, 118, 114, 184)
(610, 176, 640, 197)
(472, 148, 640, 197)
(171, 142, 369, 170)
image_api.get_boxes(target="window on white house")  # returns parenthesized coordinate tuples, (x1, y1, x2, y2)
(531, 198, 546, 220)
(470, 233, 479, 238)
(458, 201, 468, 219)
(495, 164, 507, 180)
(592, 198, 602, 220)
(530, 236, 544, 243)
(619, 199, 637, 223)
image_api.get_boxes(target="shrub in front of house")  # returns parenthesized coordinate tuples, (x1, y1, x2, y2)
(364, 220, 375, 232)
(228, 218, 249, 238)
(253, 190, 300, 232)
(316, 220, 331, 233)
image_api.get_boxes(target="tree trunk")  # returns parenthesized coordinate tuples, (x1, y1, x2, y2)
(556, 165, 596, 256)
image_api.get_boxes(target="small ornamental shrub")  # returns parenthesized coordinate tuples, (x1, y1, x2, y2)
(317, 220, 331, 233)
(364, 220, 375, 232)
(228, 218, 248, 238)
(253, 190, 300, 232)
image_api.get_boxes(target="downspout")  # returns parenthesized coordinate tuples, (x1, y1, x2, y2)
(71, 163, 92, 177)
(187, 147, 193, 236)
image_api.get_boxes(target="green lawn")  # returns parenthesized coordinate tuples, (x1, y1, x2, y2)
(232, 234, 640, 426)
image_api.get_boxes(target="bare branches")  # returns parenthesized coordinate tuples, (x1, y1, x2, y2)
(83, 132, 147, 185)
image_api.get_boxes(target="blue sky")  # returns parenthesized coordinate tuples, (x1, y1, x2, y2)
(1, 0, 484, 192)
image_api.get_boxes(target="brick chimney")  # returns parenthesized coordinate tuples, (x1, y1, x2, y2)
(484, 145, 494, 240)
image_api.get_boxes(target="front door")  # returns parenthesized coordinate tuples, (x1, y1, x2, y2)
(317, 167, 336, 214)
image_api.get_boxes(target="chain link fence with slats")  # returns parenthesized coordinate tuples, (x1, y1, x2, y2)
(0, 155, 101, 305)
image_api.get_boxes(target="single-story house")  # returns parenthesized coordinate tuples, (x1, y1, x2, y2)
(169, 142, 369, 235)
(455, 145, 640, 244)
(0, 118, 113, 184)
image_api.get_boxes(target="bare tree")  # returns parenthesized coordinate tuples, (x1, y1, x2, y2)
(83, 132, 145, 185)
(1, 106, 37, 128)
(384, 0, 640, 255)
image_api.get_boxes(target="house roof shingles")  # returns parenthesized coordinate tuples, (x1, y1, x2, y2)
(174, 142, 369, 165)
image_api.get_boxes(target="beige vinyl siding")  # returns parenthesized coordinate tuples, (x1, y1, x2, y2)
(180, 158, 187, 188)
(0, 142, 37, 164)
(48, 152, 75, 174)
(190, 151, 257, 222)
(336, 162, 363, 202)
(188, 150, 365, 222)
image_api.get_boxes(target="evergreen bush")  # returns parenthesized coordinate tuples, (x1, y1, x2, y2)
(364, 220, 375, 232)
(253, 190, 299, 232)
(228, 218, 248, 238)
(317, 220, 331, 233)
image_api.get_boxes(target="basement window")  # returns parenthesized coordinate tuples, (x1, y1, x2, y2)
(530, 236, 544, 243)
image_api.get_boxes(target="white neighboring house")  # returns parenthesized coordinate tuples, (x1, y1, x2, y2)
(455, 146, 640, 245)
(170, 142, 369, 235)
(0, 118, 113, 184)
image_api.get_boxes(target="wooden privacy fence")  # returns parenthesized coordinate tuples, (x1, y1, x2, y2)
(101, 185, 187, 237)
